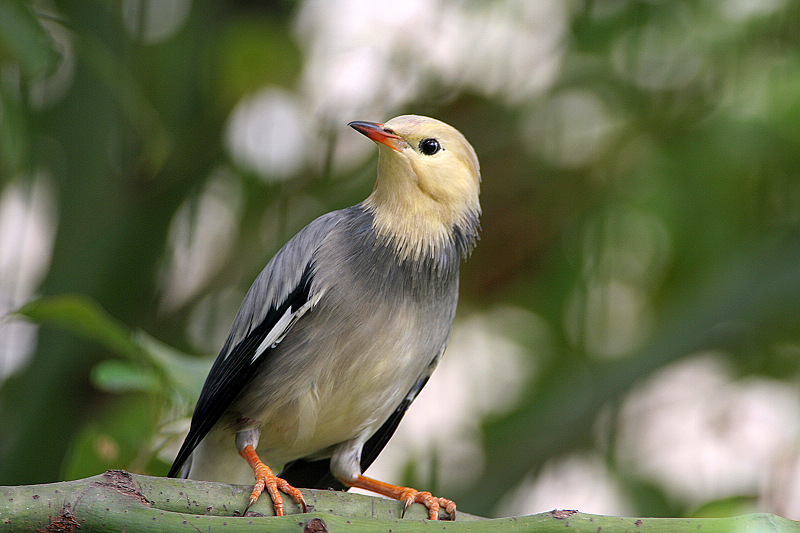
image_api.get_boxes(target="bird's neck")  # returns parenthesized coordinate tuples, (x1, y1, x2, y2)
(361, 171, 479, 264)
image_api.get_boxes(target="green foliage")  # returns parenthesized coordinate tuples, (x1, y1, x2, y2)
(11, 294, 211, 479)
(16, 295, 141, 360)
(2, 0, 800, 521)
(14, 294, 211, 403)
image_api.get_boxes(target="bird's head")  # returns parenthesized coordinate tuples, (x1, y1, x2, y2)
(349, 115, 481, 262)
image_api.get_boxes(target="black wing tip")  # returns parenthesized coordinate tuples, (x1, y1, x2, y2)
(166, 454, 186, 478)
(166, 435, 200, 478)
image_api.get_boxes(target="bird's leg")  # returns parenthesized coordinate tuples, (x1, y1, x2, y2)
(238, 444, 307, 516)
(346, 475, 456, 520)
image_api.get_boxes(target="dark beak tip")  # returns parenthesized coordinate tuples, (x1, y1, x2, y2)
(348, 120, 381, 132)
(348, 120, 403, 152)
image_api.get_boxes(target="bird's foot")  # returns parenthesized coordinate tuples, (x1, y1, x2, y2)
(240, 445, 307, 516)
(347, 474, 456, 520)
(399, 488, 457, 520)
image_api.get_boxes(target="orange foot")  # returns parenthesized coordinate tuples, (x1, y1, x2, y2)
(347, 474, 456, 520)
(239, 445, 307, 516)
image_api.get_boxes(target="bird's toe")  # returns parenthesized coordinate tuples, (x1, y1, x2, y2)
(241, 444, 305, 516)
(400, 488, 456, 520)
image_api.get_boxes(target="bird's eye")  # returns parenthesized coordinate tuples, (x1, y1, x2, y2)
(419, 138, 441, 156)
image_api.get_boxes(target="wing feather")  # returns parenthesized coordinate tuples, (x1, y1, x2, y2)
(167, 212, 343, 478)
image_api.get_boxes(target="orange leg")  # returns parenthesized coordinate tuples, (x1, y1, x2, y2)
(346, 474, 456, 520)
(239, 445, 307, 516)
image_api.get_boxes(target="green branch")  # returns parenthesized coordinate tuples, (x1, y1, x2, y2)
(0, 471, 798, 532)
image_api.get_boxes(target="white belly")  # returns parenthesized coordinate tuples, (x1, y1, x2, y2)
(252, 302, 424, 466)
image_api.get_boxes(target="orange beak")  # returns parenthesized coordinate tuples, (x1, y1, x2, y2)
(348, 121, 405, 153)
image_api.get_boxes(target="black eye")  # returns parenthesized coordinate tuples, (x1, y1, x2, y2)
(419, 138, 441, 156)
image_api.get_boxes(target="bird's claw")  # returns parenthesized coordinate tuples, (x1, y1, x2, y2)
(400, 488, 456, 520)
(245, 456, 307, 516)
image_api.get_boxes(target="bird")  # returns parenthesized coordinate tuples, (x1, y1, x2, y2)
(167, 115, 481, 521)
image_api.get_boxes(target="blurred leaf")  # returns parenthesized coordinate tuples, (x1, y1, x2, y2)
(689, 495, 758, 518)
(90, 359, 160, 394)
(13, 294, 210, 402)
(14, 297, 207, 479)
(134, 330, 212, 403)
(616, 475, 681, 518)
(0, 1, 59, 78)
(13, 294, 142, 360)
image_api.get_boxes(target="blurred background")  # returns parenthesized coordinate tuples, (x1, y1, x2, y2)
(2, 0, 800, 520)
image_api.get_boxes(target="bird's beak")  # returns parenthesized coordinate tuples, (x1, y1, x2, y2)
(348, 121, 405, 153)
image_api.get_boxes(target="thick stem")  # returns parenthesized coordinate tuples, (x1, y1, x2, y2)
(0, 471, 798, 533)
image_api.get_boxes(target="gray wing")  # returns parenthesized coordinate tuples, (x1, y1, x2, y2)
(168, 211, 343, 478)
